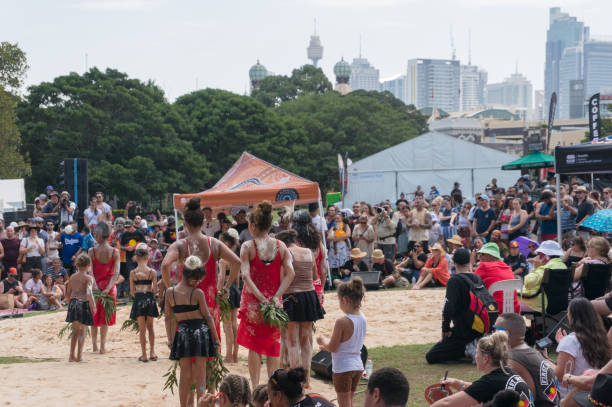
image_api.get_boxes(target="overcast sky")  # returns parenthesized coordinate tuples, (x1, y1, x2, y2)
(3, 0, 610, 101)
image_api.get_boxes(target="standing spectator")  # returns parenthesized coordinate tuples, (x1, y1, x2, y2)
(119, 219, 145, 298)
(373, 205, 397, 261)
(589, 190, 603, 211)
(559, 195, 577, 238)
(412, 243, 449, 289)
(84, 196, 100, 229)
(1, 226, 21, 278)
(58, 191, 77, 227)
(215, 218, 232, 239)
(81, 225, 96, 254)
(604, 187, 612, 208)
(328, 214, 352, 275)
(0, 219, 6, 240)
(440, 197, 457, 242)
(20, 224, 45, 283)
(507, 198, 528, 242)
(60, 223, 83, 275)
(95, 191, 113, 223)
(201, 206, 220, 237)
(394, 206, 411, 257)
(503, 241, 528, 279)
(474, 243, 520, 313)
(408, 195, 432, 253)
(161, 216, 176, 251)
(41, 191, 60, 226)
(456, 202, 472, 247)
(308, 203, 327, 236)
(396, 192, 409, 208)
(352, 214, 376, 267)
(472, 195, 497, 240)
(233, 209, 249, 234)
(574, 186, 594, 240)
(33, 194, 47, 219)
(535, 190, 557, 241)
(45, 220, 60, 267)
(429, 186, 440, 201)
(451, 182, 462, 198)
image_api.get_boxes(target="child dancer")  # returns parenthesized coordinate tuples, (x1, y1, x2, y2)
(316, 277, 366, 407)
(65, 253, 96, 362)
(129, 243, 159, 362)
(218, 231, 241, 363)
(165, 255, 220, 407)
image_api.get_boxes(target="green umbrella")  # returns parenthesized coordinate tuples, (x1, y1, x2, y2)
(501, 151, 555, 170)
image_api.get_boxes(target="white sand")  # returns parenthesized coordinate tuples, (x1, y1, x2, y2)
(0, 288, 445, 406)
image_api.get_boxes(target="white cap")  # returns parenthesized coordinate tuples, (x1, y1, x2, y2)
(64, 225, 73, 235)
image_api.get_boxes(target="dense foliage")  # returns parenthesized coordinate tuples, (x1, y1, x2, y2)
(251, 65, 332, 107)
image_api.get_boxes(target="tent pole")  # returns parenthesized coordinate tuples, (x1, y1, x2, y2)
(471, 168, 474, 198)
(555, 174, 562, 245)
(590, 173, 594, 189)
(173, 194, 179, 238)
(395, 171, 398, 203)
(317, 191, 331, 288)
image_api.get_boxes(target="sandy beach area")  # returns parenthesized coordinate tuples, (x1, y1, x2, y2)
(0, 288, 445, 406)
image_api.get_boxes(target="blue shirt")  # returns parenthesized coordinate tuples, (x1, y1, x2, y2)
(474, 208, 497, 234)
(60, 233, 83, 264)
(82, 233, 96, 251)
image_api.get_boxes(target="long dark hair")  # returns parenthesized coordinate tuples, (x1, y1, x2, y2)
(568, 298, 611, 369)
(292, 210, 320, 251)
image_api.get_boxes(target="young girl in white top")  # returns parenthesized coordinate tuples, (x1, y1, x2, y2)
(317, 277, 366, 407)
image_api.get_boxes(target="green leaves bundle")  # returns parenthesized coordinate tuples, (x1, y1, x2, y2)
(58, 323, 90, 339)
(259, 302, 289, 329)
(93, 290, 116, 325)
(206, 356, 229, 391)
(216, 289, 231, 320)
(162, 361, 179, 395)
(120, 319, 139, 333)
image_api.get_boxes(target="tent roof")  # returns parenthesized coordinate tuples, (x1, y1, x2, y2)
(501, 151, 554, 170)
(348, 131, 518, 172)
(173, 152, 320, 210)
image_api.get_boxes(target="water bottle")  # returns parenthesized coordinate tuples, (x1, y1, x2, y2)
(364, 357, 373, 378)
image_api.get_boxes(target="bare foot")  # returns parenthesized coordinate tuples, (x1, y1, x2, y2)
(224, 356, 234, 364)
(75, 356, 82, 362)
(99, 347, 106, 354)
(92, 346, 99, 353)
(69, 355, 76, 362)
(232, 353, 239, 363)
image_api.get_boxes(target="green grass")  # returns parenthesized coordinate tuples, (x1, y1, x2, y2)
(0, 356, 58, 364)
(22, 308, 64, 318)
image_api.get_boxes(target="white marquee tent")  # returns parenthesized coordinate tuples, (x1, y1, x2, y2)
(344, 132, 521, 204)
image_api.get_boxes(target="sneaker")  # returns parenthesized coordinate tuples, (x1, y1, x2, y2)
(464, 339, 478, 363)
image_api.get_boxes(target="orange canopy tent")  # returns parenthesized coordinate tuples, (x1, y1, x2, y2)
(173, 152, 322, 211)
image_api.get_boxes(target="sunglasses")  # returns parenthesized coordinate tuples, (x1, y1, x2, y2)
(492, 325, 510, 334)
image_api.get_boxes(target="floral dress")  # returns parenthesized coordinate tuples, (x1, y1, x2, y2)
(328, 223, 351, 269)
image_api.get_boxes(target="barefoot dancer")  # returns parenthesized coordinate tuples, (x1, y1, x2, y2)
(165, 255, 221, 407)
(236, 201, 295, 387)
(66, 254, 96, 362)
(89, 222, 120, 354)
(218, 231, 242, 364)
(129, 243, 159, 362)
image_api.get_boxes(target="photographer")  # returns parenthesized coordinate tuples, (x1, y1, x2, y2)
(57, 191, 76, 227)
(373, 203, 397, 261)
(396, 242, 428, 283)
(41, 191, 60, 226)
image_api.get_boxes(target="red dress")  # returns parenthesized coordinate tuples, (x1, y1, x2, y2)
(313, 247, 324, 306)
(237, 241, 282, 357)
(92, 248, 117, 327)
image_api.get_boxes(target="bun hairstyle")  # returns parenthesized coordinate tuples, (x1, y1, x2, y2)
(337, 277, 365, 308)
(276, 229, 297, 246)
(182, 255, 206, 282)
(269, 367, 306, 402)
(292, 210, 320, 251)
(219, 374, 251, 407)
(75, 253, 91, 268)
(220, 231, 237, 250)
(135, 242, 149, 258)
(184, 197, 204, 228)
(477, 331, 510, 371)
(249, 201, 273, 231)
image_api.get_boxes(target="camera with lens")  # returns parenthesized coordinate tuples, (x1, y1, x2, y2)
(375, 206, 384, 214)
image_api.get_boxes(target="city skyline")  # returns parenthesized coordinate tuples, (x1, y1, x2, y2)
(3, 0, 611, 101)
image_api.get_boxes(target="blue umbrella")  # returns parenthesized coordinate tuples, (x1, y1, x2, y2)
(581, 209, 612, 233)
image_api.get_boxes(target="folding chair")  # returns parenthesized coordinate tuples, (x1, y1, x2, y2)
(580, 263, 612, 300)
(488, 279, 523, 314)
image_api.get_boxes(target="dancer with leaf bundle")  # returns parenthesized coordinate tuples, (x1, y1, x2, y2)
(129, 242, 159, 362)
(65, 253, 96, 362)
(236, 201, 295, 387)
(164, 255, 220, 407)
(89, 222, 120, 354)
(218, 230, 242, 363)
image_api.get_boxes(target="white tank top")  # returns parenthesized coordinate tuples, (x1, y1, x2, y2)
(331, 312, 367, 373)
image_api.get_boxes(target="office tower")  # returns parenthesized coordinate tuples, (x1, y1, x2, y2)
(486, 72, 533, 110)
(406, 58, 460, 112)
(460, 64, 487, 111)
(380, 74, 406, 103)
(584, 39, 612, 103)
(544, 7, 588, 117)
(334, 58, 351, 95)
(558, 46, 583, 119)
(349, 57, 380, 91)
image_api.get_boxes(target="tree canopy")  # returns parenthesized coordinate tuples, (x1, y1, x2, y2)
(251, 65, 332, 107)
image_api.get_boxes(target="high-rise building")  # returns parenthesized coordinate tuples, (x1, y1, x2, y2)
(544, 7, 588, 118)
(380, 74, 406, 103)
(349, 57, 380, 91)
(460, 64, 487, 111)
(406, 58, 460, 113)
(584, 39, 612, 104)
(569, 80, 585, 119)
(534, 90, 545, 121)
(486, 72, 533, 110)
(558, 46, 583, 119)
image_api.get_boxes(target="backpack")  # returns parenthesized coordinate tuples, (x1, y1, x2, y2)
(457, 273, 499, 335)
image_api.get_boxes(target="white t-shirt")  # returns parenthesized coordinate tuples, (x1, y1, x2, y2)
(21, 237, 45, 257)
(84, 207, 100, 227)
(25, 278, 43, 294)
(557, 332, 596, 397)
(312, 215, 327, 234)
(201, 219, 220, 237)
(47, 231, 60, 259)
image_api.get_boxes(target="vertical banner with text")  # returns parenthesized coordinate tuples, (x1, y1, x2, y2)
(588, 93, 601, 141)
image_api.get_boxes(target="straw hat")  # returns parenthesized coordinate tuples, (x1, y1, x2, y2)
(447, 235, 463, 246)
(431, 242, 445, 253)
(349, 248, 367, 259)
(371, 249, 385, 260)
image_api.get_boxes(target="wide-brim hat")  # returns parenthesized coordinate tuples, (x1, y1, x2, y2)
(371, 249, 385, 260)
(350, 248, 367, 259)
(478, 242, 501, 260)
(16, 221, 27, 228)
(535, 240, 565, 257)
(431, 242, 445, 253)
(447, 235, 463, 246)
(573, 374, 612, 407)
(574, 185, 588, 193)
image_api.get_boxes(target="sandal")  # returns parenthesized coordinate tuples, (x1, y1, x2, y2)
(149, 356, 158, 362)
(138, 356, 148, 363)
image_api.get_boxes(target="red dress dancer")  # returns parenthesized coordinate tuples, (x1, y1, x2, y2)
(313, 247, 324, 306)
(237, 241, 283, 357)
(92, 249, 117, 327)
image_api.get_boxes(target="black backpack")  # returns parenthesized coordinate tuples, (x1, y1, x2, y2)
(457, 273, 499, 335)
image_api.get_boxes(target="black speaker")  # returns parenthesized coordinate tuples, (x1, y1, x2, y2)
(311, 345, 368, 379)
(351, 271, 381, 290)
(59, 158, 88, 226)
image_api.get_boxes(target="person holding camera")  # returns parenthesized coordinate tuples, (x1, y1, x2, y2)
(373, 204, 397, 262)
(41, 191, 61, 226)
(57, 191, 76, 227)
(396, 242, 428, 283)
(84, 196, 100, 230)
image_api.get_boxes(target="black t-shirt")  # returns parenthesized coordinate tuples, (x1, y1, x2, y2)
(522, 201, 534, 215)
(372, 259, 396, 277)
(234, 222, 248, 234)
(575, 198, 594, 225)
(42, 201, 60, 224)
(442, 273, 481, 336)
(504, 254, 529, 278)
(464, 368, 533, 406)
(163, 229, 177, 246)
(120, 230, 145, 268)
(338, 259, 368, 276)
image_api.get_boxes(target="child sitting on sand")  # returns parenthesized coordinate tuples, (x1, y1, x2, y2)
(65, 253, 96, 362)
(316, 277, 366, 407)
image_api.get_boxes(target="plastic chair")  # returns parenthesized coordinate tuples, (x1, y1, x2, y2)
(488, 279, 523, 314)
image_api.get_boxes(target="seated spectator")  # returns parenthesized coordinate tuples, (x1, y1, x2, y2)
(396, 242, 428, 283)
(197, 374, 251, 407)
(571, 373, 612, 407)
(490, 230, 509, 259)
(470, 237, 485, 269)
(266, 367, 326, 407)
(24, 268, 43, 309)
(475, 243, 520, 313)
(54, 273, 67, 301)
(412, 243, 449, 290)
(562, 236, 586, 268)
(494, 313, 559, 406)
(46, 257, 66, 279)
(504, 241, 529, 279)
(571, 236, 611, 282)
(364, 367, 410, 407)
(446, 235, 463, 255)
(334, 248, 367, 287)
(555, 298, 611, 400)
(427, 249, 483, 364)
(39, 274, 63, 310)
(371, 249, 401, 288)
(0, 267, 27, 308)
(520, 240, 567, 313)
(432, 331, 533, 407)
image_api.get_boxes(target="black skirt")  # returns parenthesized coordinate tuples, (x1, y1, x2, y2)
(170, 319, 217, 360)
(130, 292, 160, 319)
(283, 290, 325, 322)
(229, 283, 241, 309)
(66, 299, 94, 326)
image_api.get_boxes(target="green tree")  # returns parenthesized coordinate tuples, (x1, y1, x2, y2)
(0, 42, 29, 92)
(18, 68, 208, 202)
(251, 65, 332, 107)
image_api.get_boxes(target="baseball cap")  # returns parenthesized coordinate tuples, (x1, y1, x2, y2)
(167, 216, 175, 224)
(124, 219, 134, 227)
(478, 195, 490, 201)
(45, 185, 54, 191)
(509, 241, 519, 248)
(38, 194, 48, 201)
(8, 267, 17, 275)
(33, 217, 44, 223)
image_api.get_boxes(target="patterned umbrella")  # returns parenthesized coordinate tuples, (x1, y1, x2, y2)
(581, 209, 612, 233)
